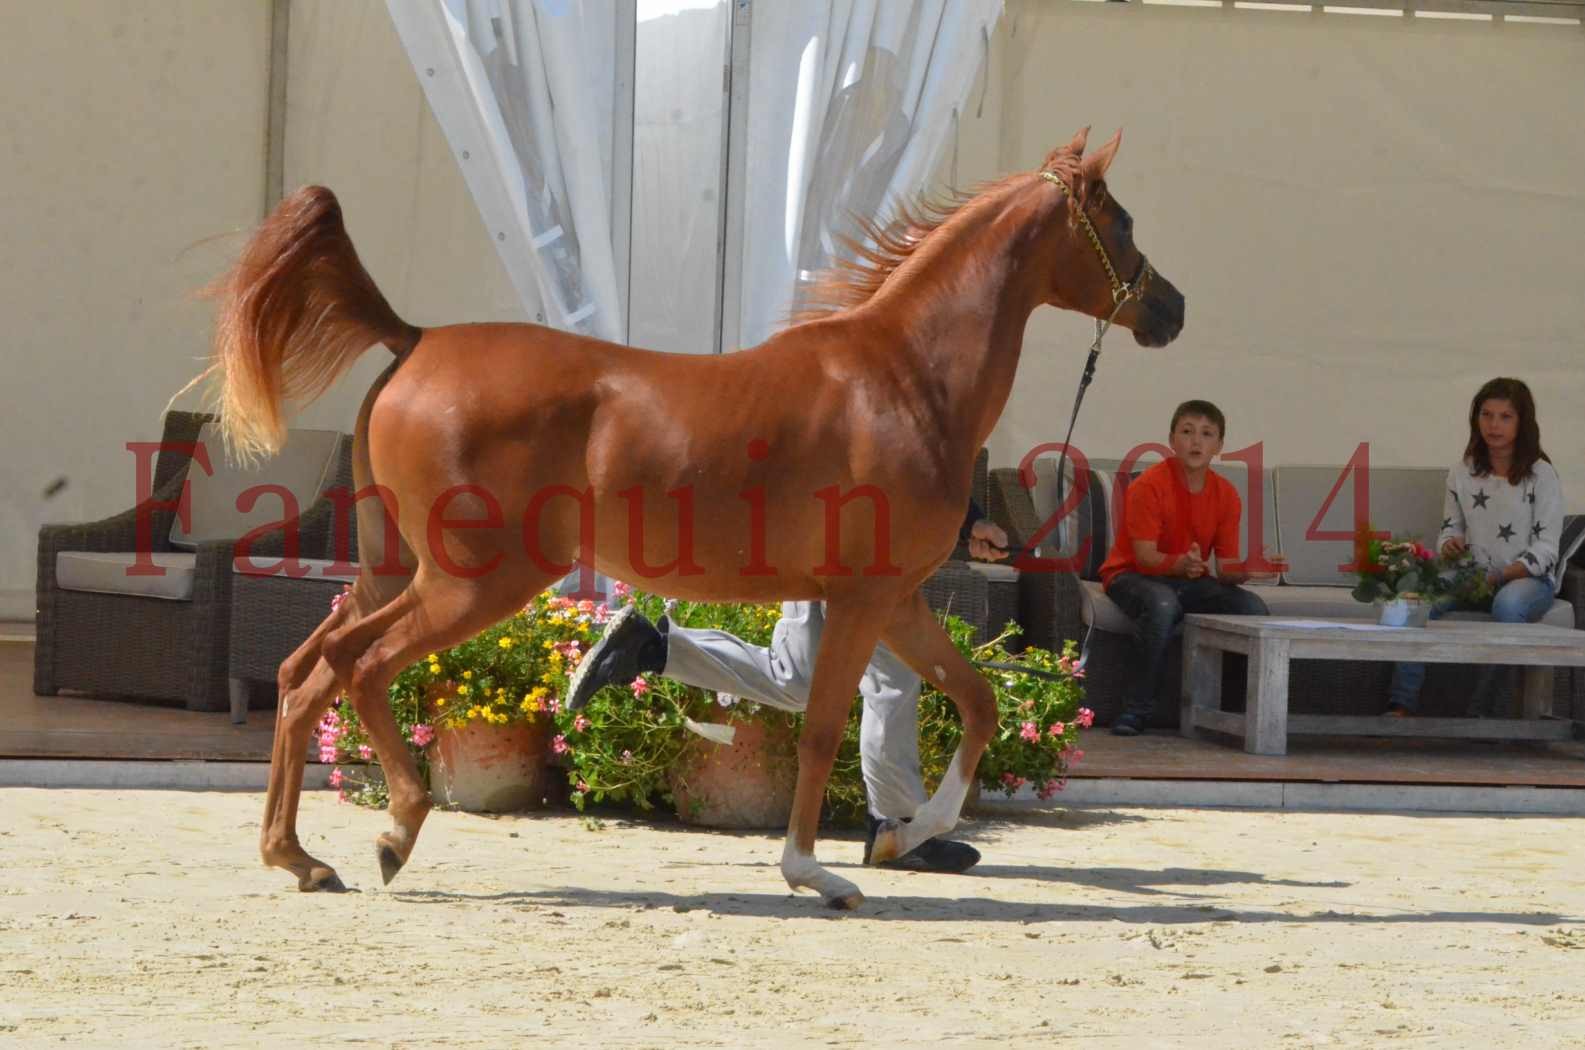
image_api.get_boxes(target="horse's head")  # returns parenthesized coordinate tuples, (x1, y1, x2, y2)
(1035, 128, 1184, 348)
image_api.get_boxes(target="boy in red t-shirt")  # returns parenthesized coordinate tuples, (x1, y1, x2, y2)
(1101, 400, 1286, 736)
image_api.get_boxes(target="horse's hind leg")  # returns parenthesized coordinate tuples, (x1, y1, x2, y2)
(865, 590, 998, 864)
(322, 570, 551, 885)
(779, 594, 894, 910)
(261, 656, 349, 890)
(259, 589, 367, 891)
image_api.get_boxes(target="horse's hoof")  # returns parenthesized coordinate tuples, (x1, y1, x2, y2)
(866, 819, 904, 866)
(377, 841, 405, 885)
(826, 890, 865, 911)
(300, 869, 347, 893)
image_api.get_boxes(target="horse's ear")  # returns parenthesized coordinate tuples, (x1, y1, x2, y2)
(1067, 126, 1091, 157)
(1081, 129, 1122, 181)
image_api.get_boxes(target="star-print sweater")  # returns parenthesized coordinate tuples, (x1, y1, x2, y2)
(1438, 459, 1565, 581)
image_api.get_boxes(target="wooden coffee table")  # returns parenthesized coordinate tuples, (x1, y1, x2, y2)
(1180, 614, 1585, 755)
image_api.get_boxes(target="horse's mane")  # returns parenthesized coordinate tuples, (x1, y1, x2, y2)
(788, 145, 1094, 326)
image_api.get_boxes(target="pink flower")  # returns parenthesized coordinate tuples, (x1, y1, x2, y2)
(329, 768, 343, 788)
(410, 723, 435, 749)
(319, 745, 338, 764)
(575, 780, 589, 793)
(1075, 708, 1095, 728)
(1000, 771, 1018, 786)
(1072, 667, 1086, 679)
(357, 744, 373, 761)
(631, 676, 650, 697)
(1036, 778, 1062, 800)
(1020, 721, 1041, 743)
(1070, 748, 1085, 762)
(573, 715, 590, 733)
(613, 581, 633, 599)
(620, 750, 633, 765)
(552, 734, 570, 755)
(546, 696, 560, 715)
(1057, 654, 1073, 672)
(594, 604, 611, 624)
(1048, 722, 1066, 737)
(577, 600, 596, 614)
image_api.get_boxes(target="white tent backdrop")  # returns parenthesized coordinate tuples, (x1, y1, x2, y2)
(386, 0, 1003, 353)
(737, 0, 1004, 348)
(386, 0, 626, 343)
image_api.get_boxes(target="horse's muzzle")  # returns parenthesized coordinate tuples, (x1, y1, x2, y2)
(1130, 276, 1185, 348)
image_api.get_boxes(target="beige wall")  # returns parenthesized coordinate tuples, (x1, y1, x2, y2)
(0, 2, 272, 616)
(986, 2, 1585, 512)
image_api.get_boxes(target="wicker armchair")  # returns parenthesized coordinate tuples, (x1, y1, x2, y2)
(34, 410, 353, 713)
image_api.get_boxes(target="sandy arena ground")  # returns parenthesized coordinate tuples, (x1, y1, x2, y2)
(1, 789, 1582, 1048)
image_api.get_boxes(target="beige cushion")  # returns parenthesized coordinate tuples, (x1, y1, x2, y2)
(1274, 466, 1447, 587)
(232, 557, 359, 582)
(56, 551, 197, 601)
(168, 424, 341, 550)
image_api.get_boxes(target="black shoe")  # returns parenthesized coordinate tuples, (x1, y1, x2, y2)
(1111, 712, 1148, 737)
(565, 605, 667, 710)
(863, 815, 981, 874)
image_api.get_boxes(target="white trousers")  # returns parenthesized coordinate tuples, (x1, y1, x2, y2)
(660, 601, 926, 821)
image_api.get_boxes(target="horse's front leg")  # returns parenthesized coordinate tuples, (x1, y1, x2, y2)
(779, 596, 892, 910)
(865, 590, 998, 864)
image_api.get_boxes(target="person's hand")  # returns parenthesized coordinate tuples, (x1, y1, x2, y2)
(1176, 543, 1208, 579)
(967, 520, 1009, 562)
(1441, 536, 1468, 559)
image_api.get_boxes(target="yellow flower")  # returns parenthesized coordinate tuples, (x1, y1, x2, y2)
(498, 637, 514, 650)
(467, 706, 480, 720)
(462, 670, 473, 680)
(425, 654, 437, 662)
(428, 663, 441, 675)
(457, 684, 471, 696)
(543, 640, 555, 650)
(436, 696, 448, 708)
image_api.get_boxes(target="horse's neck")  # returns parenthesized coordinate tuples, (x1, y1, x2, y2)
(874, 211, 1039, 451)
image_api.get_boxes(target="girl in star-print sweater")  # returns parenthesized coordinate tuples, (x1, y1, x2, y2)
(1387, 377, 1565, 716)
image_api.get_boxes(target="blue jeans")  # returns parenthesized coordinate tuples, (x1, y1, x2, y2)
(1387, 575, 1556, 714)
(1106, 573, 1270, 721)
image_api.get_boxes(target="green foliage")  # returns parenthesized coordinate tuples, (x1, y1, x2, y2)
(325, 587, 1094, 822)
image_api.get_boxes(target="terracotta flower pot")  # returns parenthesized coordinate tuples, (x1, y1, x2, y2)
(669, 713, 798, 829)
(427, 717, 553, 813)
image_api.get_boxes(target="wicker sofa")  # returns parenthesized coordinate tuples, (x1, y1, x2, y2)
(34, 411, 354, 713)
(991, 453, 1585, 728)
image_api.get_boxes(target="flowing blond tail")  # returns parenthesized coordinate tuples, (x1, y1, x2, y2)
(178, 186, 420, 463)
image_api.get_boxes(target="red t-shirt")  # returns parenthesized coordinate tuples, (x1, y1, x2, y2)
(1099, 460, 1242, 589)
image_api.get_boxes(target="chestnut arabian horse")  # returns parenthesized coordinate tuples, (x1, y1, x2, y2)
(196, 127, 1182, 910)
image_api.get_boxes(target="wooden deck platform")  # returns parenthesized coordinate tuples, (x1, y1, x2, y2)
(6, 636, 1585, 792)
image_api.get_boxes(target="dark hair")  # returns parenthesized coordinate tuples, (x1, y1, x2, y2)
(1169, 399, 1225, 439)
(1465, 377, 1548, 483)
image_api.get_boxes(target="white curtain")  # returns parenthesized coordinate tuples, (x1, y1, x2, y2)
(737, 0, 1003, 349)
(386, 0, 625, 343)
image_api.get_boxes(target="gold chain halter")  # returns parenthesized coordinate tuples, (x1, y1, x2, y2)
(1033, 168, 1160, 675)
(1039, 169, 1154, 310)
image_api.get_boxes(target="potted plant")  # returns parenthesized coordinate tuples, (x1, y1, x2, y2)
(1349, 527, 1490, 627)
(555, 592, 1093, 827)
(326, 591, 604, 812)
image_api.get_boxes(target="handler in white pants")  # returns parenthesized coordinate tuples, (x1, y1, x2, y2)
(567, 511, 1008, 873)
(661, 601, 929, 823)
